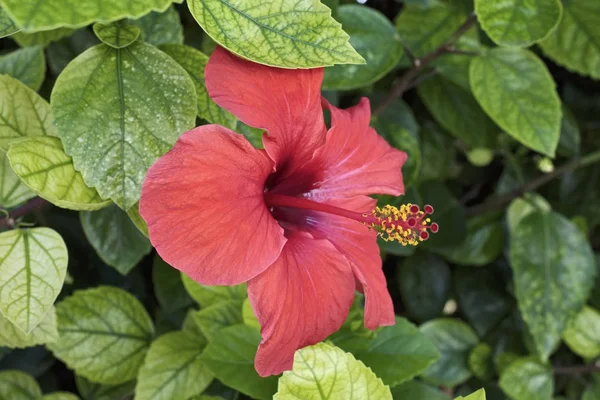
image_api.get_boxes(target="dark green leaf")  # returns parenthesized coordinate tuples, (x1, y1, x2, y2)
(75, 376, 135, 400)
(192, 300, 244, 341)
(153, 256, 194, 312)
(0, 47, 46, 91)
(391, 380, 448, 400)
(131, 6, 183, 46)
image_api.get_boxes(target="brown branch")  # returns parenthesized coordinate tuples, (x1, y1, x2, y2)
(554, 364, 600, 375)
(466, 150, 600, 217)
(0, 197, 48, 230)
(373, 12, 477, 116)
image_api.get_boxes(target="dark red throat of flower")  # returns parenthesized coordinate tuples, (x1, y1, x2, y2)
(264, 193, 438, 246)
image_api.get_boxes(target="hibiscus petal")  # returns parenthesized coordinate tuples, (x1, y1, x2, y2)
(306, 97, 407, 201)
(140, 125, 286, 285)
(247, 232, 355, 377)
(290, 196, 396, 330)
(205, 47, 327, 184)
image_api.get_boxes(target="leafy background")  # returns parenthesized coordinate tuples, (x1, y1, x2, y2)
(0, 0, 599, 399)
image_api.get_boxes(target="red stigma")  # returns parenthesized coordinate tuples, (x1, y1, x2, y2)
(430, 223, 439, 233)
(410, 205, 420, 213)
(424, 204, 434, 214)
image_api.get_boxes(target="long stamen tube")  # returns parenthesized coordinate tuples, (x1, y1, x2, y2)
(264, 193, 438, 246)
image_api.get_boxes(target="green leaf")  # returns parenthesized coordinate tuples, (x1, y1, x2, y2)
(0, 370, 42, 400)
(49, 286, 154, 384)
(499, 357, 553, 400)
(398, 252, 451, 322)
(0, 5, 19, 38)
(468, 343, 494, 381)
(418, 74, 498, 148)
(43, 392, 80, 400)
(7, 137, 110, 211)
(0, 305, 57, 348)
(0, 0, 181, 32)
(81, 204, 152, 275)
(455, 388, 486, 400)
(539, 0, 600, 79)
(322, 5, 403, 90)
(182, 273, 246, 307)
(583, 380, 600, 400)
(338, 318, 440, 387)
(475, 0, 562, 47)
(0, 75, 56, 151)
(391, 381, 448, 400)
(420, 318, 479, 387)
(562, 306, 600, 359)
(132, 6, 183, 46)
(47, 29, 100, 75)
(0, 228, 67, 333)
(75, 376, 135, 400)
(51, 42, 196, 210)
(470, 48, 561, 157)
(13, 28, 75, 47)
(419, 121, 457, 182)
(0, 150, 35, 208)
(558, 104, 581, 157)
(242, 298, 260, 330)
(509, 210, 596, 360)
(93, 22, 141, 49)
(454, 267, 512, 337)
(0, 46, 46, 91)
(436, 215, 504, 266)
(193, 300, 244, 341)
(126, 202, 148, 237)
(158, 44, 237, 130)
(275, 342, 392, 400)
(187, 0, 364, 68)
(199, 325, 278, 400)
(134, 331, 213, 400)
(506, 194, 552, 233)
(153, 256, 193, 312)
(395, 2, 469, 58)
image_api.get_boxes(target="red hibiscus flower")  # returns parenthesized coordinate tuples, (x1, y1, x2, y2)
(140, 47, 438, 377)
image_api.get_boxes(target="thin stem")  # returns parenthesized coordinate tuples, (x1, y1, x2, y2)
(554, 364, 600, 375)
(373, 12, 477, 116)
(0, 197, 48, 230)
(467, 149, 600, 217)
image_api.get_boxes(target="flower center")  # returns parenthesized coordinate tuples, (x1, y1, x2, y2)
(263, 193, 438, 246)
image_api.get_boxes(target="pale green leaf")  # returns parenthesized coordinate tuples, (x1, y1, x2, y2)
(0, 75, 55, 151)
(75, 376, 135, 400)
(43, 392, 80, 400)
(455, 388, 486, 400)
(49, 286, 154, 384)
(338, 318, 440, 387)
(499, 357, 553, 400)
(0, 0, 182, 32)
(562, 306, 600, 359)
(470, 48, 561, 157)
(417, 74, 498, 148)
(395, 2, 469, 58)
(275, 342, 392, 400)
(187, 0, 364, 68)
(7, 137, 110, 211)
(0, 228, 67, 333)
(13, 28, 75, 47)
(0, 5, 19, 38)
(132, 6, 183, 46)
(506, 194, 551, 233)
(468, 343, 494, 380)
(322, 5, 403, 90)
(475, 0, 562, 47)
(127, 202, 149, 237)
(182, 273, 246, 307)
(134, 331, 213, 400)
(192, 300, 243, 341)
(0, 305, 57, 348)
(509, 210, 596, 360)
(539, 0, 600, 79)
(93, 22, 141, 49)
(0, 150, 35, 208)
(242, 298, 260, 330)
(81, 204, 152, 275)
(0, 47, 46, 91)
(199, 325, 278, 400)
(51, 42, 196, 209)
(420, 318, 479, 387)
(158, 44, 237, 129)
(0, 370, 42, 400)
